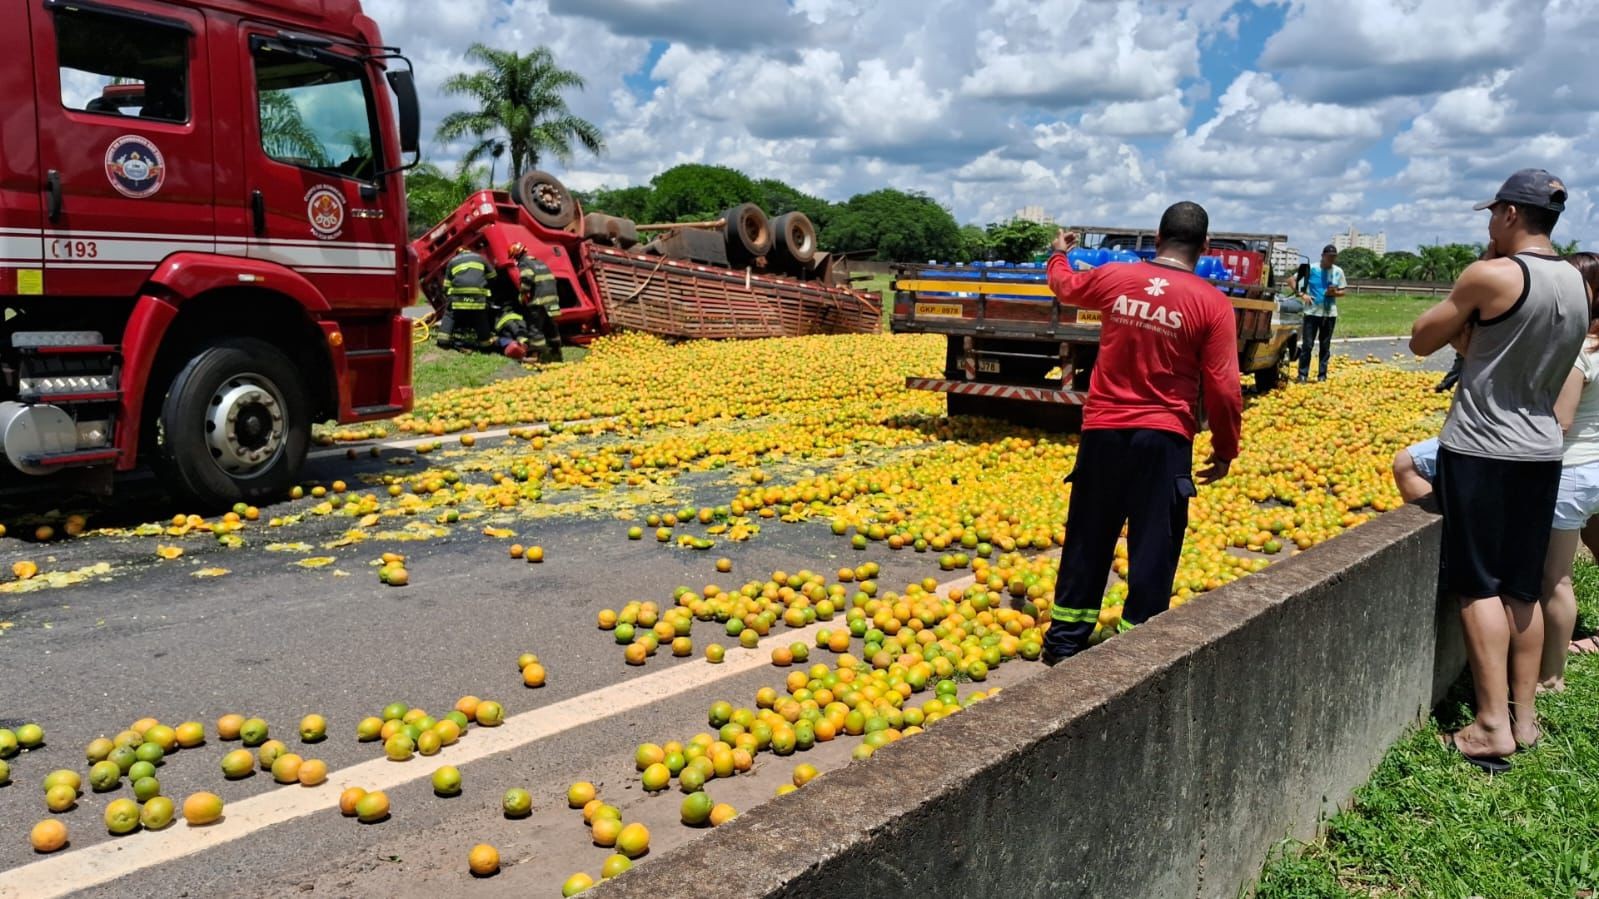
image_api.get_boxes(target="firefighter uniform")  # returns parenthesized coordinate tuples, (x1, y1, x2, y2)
(515, 253, 563, 362)
(438, 250, 495, 348)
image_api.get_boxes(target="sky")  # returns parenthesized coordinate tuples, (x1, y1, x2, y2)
(366, 0, 1599, 255)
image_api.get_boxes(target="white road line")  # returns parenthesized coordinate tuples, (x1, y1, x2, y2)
(0, 570, 983, 898)
(1332, 336, 1409, 344)
(306, 426, 524, 460)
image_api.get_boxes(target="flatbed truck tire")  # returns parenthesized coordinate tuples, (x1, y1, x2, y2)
(947, 393, 1081, 433)
(156, 338, 310, 510)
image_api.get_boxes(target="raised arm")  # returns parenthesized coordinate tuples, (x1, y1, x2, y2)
(1045, 230, 1115, 310)
(1410, 260, 1511, 356)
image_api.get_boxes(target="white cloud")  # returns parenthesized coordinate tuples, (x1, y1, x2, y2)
(1080, 92, 1191, 137)
(369, 0, 1599, 254)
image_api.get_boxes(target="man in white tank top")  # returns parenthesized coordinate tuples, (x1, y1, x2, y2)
(1409, 169, 1587, 772)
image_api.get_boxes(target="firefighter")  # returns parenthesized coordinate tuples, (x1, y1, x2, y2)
(491, 294, 534, 361)
(438, 247, 495, 349)
(509, 243, 564, 362)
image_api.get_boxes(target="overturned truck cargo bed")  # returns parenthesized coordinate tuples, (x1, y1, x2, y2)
(587, 245, 883, 341)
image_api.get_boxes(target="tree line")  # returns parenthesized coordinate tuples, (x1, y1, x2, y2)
(402, 43, 1581, 274)
(1333, 242, 1580, 283)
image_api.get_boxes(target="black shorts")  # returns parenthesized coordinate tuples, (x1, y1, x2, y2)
(1434, 447, 1561, 602)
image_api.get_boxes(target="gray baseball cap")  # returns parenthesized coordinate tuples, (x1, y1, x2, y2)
(1473, 168, 1568, 212)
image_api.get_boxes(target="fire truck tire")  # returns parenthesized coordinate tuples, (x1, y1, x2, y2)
(723, 204, 772, 263)
(770, 212, 817, 268)
(512, 171, 577, 230)
(156, 338, 310, 509)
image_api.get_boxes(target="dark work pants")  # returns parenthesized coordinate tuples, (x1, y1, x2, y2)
(1043, 429, 1197, 659)
(1299, 313, 1335, 379)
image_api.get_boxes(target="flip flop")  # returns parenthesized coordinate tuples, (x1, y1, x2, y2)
(1570, 636, 1599, 655)
(1439, 732, 1512, 774)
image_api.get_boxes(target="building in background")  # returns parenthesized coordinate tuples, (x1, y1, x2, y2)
(1014, 205, 1055, 225)
(1269, 245, 1302, 279)
(1331, 225, 1386, 255)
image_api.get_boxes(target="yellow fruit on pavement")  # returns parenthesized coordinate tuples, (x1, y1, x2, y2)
(354, 790, 390, 823)
(29, 819, 68, 853)
(616, 822, 650, 858)
(562, 873, 595, 896)
(182, 792, 224, 826)
(339, 787, 367, 816)
(567, 782, 596, 808)
(298, 759, 328, 786)
(601, 854, 632, 879)
(468, 844, 499, 877)
(217, 714, 244, 741)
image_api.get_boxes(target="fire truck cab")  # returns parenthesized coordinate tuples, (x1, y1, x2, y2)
(0, 0, 419, 507)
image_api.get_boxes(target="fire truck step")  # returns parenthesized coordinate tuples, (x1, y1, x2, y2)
(21, 448, 119, 469)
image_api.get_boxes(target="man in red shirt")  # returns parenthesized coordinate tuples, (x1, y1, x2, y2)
(1041, 202, 1244, 664)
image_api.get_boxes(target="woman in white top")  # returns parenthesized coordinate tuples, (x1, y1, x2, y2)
(1539, 251, 1599, 694)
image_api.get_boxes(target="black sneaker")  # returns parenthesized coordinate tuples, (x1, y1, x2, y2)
(1041, 650, 1070, 667)
(1295, 375, 1307, 384)
(1317, 374, 1327, 382)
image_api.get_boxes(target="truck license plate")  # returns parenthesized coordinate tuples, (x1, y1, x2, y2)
(1076, 310, 1101, 325)
(977, 359, 1001, 374)
(915, 303, 963, 318)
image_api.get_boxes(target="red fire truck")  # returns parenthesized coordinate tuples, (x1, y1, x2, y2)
(0, 0, 421, 507)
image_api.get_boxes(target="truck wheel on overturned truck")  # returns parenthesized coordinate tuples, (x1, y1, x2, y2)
(723, 204, 772, 265)
(156, 338, 310, 510)
(770, 212, 817, 270)
(511, 171, 577, 230)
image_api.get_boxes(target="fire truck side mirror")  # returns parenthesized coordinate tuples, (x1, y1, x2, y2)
(388, 70, 421, 157)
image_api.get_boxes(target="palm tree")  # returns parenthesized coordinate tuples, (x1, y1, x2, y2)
(436, 44, 604, 182)
(405, 162, 488, 236)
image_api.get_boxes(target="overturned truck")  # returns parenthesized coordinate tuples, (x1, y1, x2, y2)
(413, 172, 882, 345)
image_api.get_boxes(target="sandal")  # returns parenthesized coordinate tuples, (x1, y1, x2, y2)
(1439, 732, 1512, 774)
(1570, 636, 1599, 655)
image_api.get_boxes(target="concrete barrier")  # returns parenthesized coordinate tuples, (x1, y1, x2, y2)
(598, 503, 1462, 899)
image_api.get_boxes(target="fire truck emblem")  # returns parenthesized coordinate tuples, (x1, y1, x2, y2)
(104, 136, 166, 199)
(305, 186, 346, 240)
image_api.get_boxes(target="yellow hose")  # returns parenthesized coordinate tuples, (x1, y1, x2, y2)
(411, 311, 436, 345)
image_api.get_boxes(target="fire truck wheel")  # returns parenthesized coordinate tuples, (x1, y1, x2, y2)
(512, 171, 577, 230)
(157, 338, 310, 509)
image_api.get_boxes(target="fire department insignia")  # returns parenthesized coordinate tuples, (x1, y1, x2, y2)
(104, 136, 166, 199)
(305, 186, 346, 240)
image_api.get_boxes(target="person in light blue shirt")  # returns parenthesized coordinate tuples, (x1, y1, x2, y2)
(1297, 244, 1348, 382)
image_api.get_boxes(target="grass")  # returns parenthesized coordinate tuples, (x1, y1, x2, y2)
(1330, 293, 1438, 339)
(1253, 559, 1599, 899)
(410, 344, 529, 398)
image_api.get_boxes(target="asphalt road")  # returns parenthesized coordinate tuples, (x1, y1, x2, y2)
(0, 342, 1430, 897)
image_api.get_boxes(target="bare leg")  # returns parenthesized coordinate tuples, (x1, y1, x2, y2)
(1506, 598, 1544, 747)
(1450, 595, 1518, 758)
(1540, 529, 1580, 693)
(1581, 515, 1599, 562)
(1393, 449, 1432, 504)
